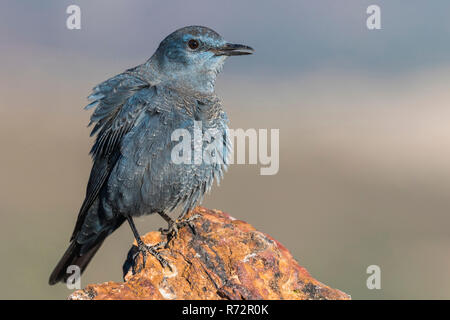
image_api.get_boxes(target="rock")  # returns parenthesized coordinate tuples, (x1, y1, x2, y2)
(69, 207, 350, 300)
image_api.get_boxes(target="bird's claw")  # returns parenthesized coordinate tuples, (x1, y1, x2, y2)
(159, 214, 201, 241)
(132, 240, 172, 273)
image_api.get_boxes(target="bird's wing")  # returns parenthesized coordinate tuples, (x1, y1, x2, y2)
(71, 71, 153, 240)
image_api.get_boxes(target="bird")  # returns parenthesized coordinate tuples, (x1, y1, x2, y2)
(49, 26, 253, 285)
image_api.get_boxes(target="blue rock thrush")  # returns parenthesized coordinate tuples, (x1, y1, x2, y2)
(49, 26, 253, 285)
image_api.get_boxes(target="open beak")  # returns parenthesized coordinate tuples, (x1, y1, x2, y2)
(213, 43, 254, 56)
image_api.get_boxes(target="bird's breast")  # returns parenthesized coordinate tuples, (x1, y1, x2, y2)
(109, 108, 228, 217)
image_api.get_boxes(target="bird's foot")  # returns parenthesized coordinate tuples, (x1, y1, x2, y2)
(159, 214, 201, 241)
(131, 239, 172, 273)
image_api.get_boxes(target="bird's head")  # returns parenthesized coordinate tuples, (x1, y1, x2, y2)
(149, 26, 253, 94)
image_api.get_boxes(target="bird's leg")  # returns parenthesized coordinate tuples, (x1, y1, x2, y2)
(158, 211, 201, 241)
(158, 211, 177, 234)
(126, 215, 171, 272)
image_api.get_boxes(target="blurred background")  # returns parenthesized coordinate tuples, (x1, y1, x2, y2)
(1, 0, 450, 299)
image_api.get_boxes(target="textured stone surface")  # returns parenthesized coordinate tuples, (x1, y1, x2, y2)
(69, 207, 350, 300)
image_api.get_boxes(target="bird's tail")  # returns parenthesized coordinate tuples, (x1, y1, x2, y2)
(48, 239, 105, 285)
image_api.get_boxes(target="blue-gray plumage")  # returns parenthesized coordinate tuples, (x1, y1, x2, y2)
(49, 26, 253, 285)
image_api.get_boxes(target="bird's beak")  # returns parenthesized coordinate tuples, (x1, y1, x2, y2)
(212, 43, 254, 56)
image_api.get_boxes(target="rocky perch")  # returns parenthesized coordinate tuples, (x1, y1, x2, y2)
(69, 207, 350, 300)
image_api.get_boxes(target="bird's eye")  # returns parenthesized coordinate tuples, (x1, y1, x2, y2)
(188, 39, 200, 50)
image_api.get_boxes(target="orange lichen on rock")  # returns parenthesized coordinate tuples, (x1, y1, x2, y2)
(69, 207, 350, 300)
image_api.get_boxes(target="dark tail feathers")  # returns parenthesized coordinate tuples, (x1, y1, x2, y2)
(48, 239, 104, 285)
